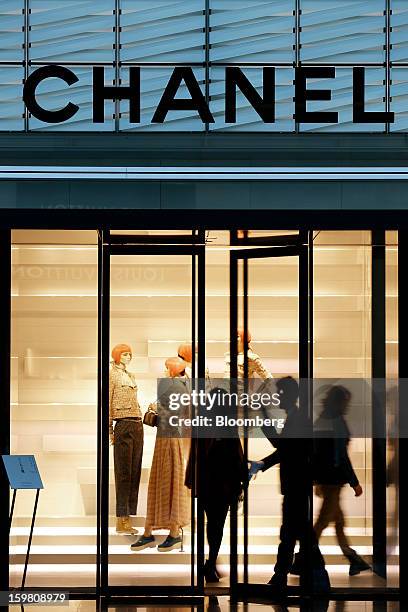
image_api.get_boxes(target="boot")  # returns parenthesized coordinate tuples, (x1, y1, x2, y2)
(347, 549, 371, 576)
(116, 516, 138, 535)
(267, 572, 287, 598)
(311, 567, 331, 594)
(204, 560, 220, 583)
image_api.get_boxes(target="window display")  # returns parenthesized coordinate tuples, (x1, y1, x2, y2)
(131, 356, 190, 553)
(108, 251, 194, 587)
(109, 343, 143, 535)
(224, 328, 274, 379)
(7, 228, 398, 594)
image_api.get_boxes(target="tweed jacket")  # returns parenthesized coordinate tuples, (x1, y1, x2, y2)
(224, 349, 273, 380)
(109, 364, 142, 435)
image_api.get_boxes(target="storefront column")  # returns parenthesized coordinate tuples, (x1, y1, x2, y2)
(372, 230, 387, 578)
(0, 229, 11, 592)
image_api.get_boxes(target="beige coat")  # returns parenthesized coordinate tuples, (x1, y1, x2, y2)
(109, 364, 142, 436)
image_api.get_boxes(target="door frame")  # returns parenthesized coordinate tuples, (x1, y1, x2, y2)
(228, 229, 394, 601)
(97, 230, 206, 598)
(228, 231, 313, 600)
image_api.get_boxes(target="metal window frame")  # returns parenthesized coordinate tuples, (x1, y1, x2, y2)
(229, 234, 313, 600)
(98, 231, 206, 598)
(0, 210, 403, 602)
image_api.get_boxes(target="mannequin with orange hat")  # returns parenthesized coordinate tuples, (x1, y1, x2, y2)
(109, 343, 144, 535)
(178, 342, 211, 381)
(178, 343, 194, 376)
(224, 328, 273, 380)
(131, 356, 190, 552)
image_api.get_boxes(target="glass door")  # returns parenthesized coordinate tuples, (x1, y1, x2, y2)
(228, 229, 396, 600)
(98, 230, 205, 597)
(228, 230, 313, 599)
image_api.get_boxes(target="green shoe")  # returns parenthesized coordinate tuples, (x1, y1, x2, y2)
(157, 535, 182, 552)
(130, 535, 155, 551)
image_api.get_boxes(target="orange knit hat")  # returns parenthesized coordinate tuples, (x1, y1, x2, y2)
(111, 343, 132, 364)
(178, 343, 193, 363)
(165, 356, 186, 377)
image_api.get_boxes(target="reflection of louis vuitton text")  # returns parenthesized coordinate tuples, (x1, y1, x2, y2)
(12, 265, 164, 282)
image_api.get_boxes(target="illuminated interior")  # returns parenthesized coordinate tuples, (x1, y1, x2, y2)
(9, 229, 398, 589)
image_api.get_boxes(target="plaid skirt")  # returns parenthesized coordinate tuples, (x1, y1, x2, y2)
(145, 437, 190, 530)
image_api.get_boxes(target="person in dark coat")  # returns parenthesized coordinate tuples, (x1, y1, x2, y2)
(312, 385, 371, 576)
(185, 387, 248, 583)
(249, 376, 330, 595)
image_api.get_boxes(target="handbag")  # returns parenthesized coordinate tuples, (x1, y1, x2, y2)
(143, 405, 158, 427)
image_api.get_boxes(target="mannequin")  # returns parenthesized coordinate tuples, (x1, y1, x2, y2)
(109, 343, 144, 535)
(178, 342, 211, 381)
(224, 328, 273, 379)
(178, 342, 193, 366)
(131, 357, 190, 552)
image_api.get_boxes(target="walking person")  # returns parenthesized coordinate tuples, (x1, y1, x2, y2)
(249, 376, 330, 596)
(185, 387, 248, 582)
(312, 385, 371, 576)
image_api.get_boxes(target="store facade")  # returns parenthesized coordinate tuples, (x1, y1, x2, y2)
(0, 0, 407, 604)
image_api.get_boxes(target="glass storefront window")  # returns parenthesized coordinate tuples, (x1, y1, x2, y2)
(6, 226, 399, 594)
(386, 231, 399, 588)
(314, 231, 374, 588)
(10, 230, 98, 588)
(108, 251, 195, 587)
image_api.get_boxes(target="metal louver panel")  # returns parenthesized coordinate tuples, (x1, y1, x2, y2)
(28, 67, 115, 131)
(0, 66, 24, 130)
(390, 0, 408, 63)
(300, 0, 386, 63)
(390, 68, 408, 131)
(0, 0, 24, 62)
(209, 67, 295, 131)
(120, 0, 205, 63)
(299, 68, 386, 132)
(209, 0, 295, 64)
(119, 67, 205, 131)
(29, 0, 115, 63)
